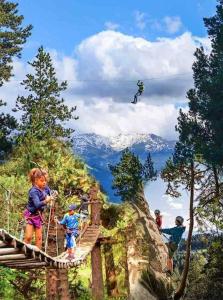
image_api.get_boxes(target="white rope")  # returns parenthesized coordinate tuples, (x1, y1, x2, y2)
(55, 217, 59, 256)
(5, 190, 11, 232)
(44, 204, 52, 253)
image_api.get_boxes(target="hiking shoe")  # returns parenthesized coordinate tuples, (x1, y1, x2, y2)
(68, 254, 75, 261)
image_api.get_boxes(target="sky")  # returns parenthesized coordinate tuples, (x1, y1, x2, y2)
(0, 0, 218, 227)
(1, 0, 216, 139)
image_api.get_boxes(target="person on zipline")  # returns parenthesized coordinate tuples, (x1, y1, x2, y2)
(23, 168, 53, 249)
(56, 204, 81, 261)
(131, 80, 144, 104)
(160, 216, 185, 275)
(154, 209, 162, 229)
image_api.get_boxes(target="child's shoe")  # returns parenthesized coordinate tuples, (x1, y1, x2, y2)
(68, 254, 75, 261)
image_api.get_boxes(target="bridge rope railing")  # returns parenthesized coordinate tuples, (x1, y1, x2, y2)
(0, 224, 100, 269)
(0, 197, 102, 270)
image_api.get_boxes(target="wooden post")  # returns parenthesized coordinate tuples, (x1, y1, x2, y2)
(57, 226, 71, 300)
(46, 214, 59, 300)
(91, 241, 104, 300)
(45, 209, 71, 300)
(90, 189, 104, 300)
(104, 243, 119, 297)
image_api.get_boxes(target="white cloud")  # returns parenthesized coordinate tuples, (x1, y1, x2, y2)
(104, 21, 120, 31)
(0, 30, 211, 140)
(134, 11, 147, 30)
(74, 31, 211, 102)
(163, 16, 182, 34)
(163, 194, 183, 210)
(71, 99, 180, 139)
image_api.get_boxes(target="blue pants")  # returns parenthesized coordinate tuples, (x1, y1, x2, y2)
(66, 230, 78, 249)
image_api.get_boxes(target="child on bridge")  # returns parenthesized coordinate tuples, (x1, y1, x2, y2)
(57, 204, 81, 261)
(24, 168, 53, 249)
(160, 216, 185, 275)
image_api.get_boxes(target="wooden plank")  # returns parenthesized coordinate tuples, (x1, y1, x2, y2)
(2, 259, 38, 265)
(0, 241, 7, 248)
(0, 254, 26, 261)
(0, 248, 20, 255)
(11, 262, 47, 269)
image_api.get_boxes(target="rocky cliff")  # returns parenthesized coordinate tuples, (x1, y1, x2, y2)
(125, 203, 173, 300)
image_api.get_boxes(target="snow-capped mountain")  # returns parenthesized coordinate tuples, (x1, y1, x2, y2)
(109, 133, 174, 151)
(73, 133, 175, 154)
(72, 133, 175, 202)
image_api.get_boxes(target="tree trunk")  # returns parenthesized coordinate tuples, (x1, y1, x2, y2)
(46, 269, 59, 300)
(57, 226, 71, 300)
(46, 215, 59, 300)
(123, 230, 130, 296)
(45, 217, 71, 300)
(174, 161, 195, 300)
(91, 241, 104, 300)
(104, 243, 119, 297)
(57, 269, 71, 300)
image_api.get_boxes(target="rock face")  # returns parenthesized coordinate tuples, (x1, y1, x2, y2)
(126, 203, 172, 300)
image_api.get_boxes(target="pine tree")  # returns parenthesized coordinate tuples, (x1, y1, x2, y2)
(0, 100, 17, 160)
(187, 0, 223, 167)
(0, 0, 32, 85)
(181, 0, 223, 229)
(14, 46, 77, 141)
(109, 148, 144, 202)
(109, 148, 157, 218)
(143, 152, 157, 182)
(0, 0, 31, 159)
(161, 110, 206, 300)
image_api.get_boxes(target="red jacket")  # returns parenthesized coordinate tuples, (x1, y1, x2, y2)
(156, 215, 162, 229)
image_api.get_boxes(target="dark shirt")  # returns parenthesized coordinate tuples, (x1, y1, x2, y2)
(160, 226, 186, 246)
(27, 186, 51, 214)
(79, 194, 89, 214)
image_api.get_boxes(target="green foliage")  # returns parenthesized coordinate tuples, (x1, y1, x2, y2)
(185, 236, 223, 300)
(140, 267, 173, 300)
(0, 100, 17, 160)
(186, 1, 223, 167)
(0, 0, 32, 85)
(143, 153, 157, 182)
(109, 148, 156, 202)
(101, 204, 121, 229)
(0, 138, 102, 221)
(0, 136, 105, 299)
(14, 46, 78, 141)
(109, 148, 143, 201)
(0, 268, 45, 300)
(0, 0, 31, 159)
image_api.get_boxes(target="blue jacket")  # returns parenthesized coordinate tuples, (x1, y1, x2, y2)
(27, 186, 51, 214)
(160, 226, 185, 245)
(59, 213, 81, 230)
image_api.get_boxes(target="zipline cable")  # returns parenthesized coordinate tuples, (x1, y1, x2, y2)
(3, 72, 192, 83)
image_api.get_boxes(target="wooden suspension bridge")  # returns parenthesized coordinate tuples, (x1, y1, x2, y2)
(0, 196, 108, 299)
(0, 224, 100, 269)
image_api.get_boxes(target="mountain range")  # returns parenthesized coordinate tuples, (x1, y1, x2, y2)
(72, 133, 175, 202)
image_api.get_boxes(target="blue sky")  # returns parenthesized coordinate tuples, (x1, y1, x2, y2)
(1, 1, 218, 227)
(19, 0, 216, 60)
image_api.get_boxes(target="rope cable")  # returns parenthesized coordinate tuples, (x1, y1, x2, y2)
(4, 72, 192, 83)
(55, 216, 59, 256)
(44, 203, 52, 253)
